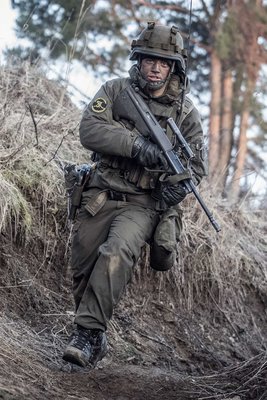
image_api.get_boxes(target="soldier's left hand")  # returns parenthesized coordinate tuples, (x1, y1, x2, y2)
(161, 182, 187, 206)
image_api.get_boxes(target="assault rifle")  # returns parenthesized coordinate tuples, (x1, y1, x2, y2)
(114, 85, 221, 233)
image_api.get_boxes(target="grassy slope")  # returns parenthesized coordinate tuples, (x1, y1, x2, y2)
(0, 63, 267, 400)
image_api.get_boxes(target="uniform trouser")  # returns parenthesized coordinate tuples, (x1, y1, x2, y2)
(71, 197, 159, 331)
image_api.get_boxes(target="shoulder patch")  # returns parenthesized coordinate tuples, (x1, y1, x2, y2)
(91, 97, 107, 113)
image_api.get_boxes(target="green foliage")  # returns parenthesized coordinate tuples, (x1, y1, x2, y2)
(11, 0, 95, 58)
(215, 11, 244, 64)
(8, 1, 134, 80)
(9, 0, 208, 91)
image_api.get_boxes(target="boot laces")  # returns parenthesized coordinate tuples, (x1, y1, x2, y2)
(70, 329, 91, 351)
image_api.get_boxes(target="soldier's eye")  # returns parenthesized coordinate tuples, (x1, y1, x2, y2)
(160, 61, 168, 67)
(144, 58, 154, 64)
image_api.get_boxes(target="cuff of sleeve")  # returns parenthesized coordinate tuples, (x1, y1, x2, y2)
(123, 133, 139, 158)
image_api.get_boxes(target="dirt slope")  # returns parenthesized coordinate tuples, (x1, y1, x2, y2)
(0, 63, 267, 400)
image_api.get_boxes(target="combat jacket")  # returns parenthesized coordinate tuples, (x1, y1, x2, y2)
(79, 72, 208, 196)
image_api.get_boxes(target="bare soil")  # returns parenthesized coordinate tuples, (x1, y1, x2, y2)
(0, 242, 266, 400)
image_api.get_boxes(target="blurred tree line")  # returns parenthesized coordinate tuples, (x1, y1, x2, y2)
(9, 0, 267, 204)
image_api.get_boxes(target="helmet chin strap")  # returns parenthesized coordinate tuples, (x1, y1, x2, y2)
(145, 78, 166, 91)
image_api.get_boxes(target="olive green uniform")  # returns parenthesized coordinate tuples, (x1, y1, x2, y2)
(72, 70, 208, 331)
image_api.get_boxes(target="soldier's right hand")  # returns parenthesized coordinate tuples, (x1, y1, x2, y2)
(131, 136, 168, 169)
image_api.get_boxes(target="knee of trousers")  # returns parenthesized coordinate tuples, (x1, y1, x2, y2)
(98, 237, 138, 268)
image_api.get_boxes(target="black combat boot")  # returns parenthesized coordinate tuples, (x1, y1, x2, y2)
(62, 326, 108, 368)
(88, 329, 108, 368)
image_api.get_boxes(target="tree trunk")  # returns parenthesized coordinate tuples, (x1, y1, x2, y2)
(217, 69, 233, 190)
(229, 81, 253, 203)
(228, 0, 263, 203)
(208, 51, 222, 177)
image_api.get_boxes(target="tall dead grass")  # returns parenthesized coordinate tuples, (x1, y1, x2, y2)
(0, 62, 87, 241)
(170, 194, 267, 311)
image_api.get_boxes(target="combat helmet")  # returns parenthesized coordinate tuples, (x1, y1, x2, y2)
(129, 21, 187, 77)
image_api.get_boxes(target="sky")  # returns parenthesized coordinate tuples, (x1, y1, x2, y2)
(0, 1, 17, 52)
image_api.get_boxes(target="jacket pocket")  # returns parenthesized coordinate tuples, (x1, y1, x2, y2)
(82, 189, 108, 216)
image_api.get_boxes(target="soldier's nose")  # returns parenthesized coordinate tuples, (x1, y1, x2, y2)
(151, 61, 161, 71)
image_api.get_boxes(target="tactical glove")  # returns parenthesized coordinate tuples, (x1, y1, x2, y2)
(161, 182, 187, 206)
(132, 136, 168, 169)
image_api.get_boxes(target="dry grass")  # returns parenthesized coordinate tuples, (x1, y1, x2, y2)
(171, 194, 267, 311)
(0, 62, 87, 241)
(0, 314, 71, 400)
(182, 351, 267, 399)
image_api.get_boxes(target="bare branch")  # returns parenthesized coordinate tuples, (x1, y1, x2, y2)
(135, 0, 190, 14)
(44, 125, 79, 166)
(199, 0, 211, 20)
(26, 103, 39, 147)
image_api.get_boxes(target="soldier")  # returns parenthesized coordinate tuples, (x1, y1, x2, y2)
(63, 21, 208, 368)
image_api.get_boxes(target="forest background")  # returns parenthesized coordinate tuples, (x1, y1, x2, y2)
(5, 0, 267, 204)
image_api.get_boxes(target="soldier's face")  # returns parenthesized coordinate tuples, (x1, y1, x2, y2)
(140, 57, 170, 82)
(140, 57, 171, 96)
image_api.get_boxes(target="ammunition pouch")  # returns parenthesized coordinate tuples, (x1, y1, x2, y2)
(99, 155, 160, 190)
(150, 206, 183, 271)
